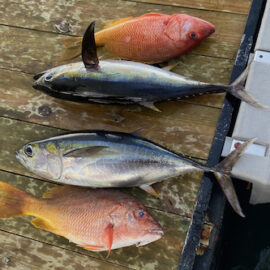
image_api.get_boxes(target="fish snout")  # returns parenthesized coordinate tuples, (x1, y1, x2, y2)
(148, 224, 164, 236)
(207, 23, 215, 35)
(15, 149, 26, 164)
(202, 22, 215, 37)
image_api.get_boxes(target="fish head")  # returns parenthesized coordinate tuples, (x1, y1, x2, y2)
(113, 200, 163, 247)
(33, 66, 61, 93)
(165, 14, 215, 47)
(15, 141, 62, 180)
(32, 63, 84, 97)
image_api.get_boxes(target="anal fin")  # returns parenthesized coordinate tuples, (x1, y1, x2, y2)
(31, 218, 60, 235)
(140, 102, 161, 112)
(140, 185, 160, 198)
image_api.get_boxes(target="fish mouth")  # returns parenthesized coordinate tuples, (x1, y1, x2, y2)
(32, 81, 55, 96)
(149, 229, 164, 236)
(15, 150, 26, 163)
(206, 23, 215, 36)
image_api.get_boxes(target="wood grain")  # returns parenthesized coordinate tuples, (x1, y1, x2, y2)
(0, 0, 247, 59)
(0, 84, 220, 159)
(0, 170, 191, 270)
(123, 0, 251, 14)
(0, 230, 125, 270)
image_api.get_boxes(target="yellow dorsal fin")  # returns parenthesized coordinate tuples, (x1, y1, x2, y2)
(32, 218, 60, 235)
(139, 13, 164, 17)
(101, 17, 134, 29)
(42, 185, 75, 199)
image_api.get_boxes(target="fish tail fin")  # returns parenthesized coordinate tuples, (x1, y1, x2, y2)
(61, 37, 83, 62)
(61, 32, 104, 62)
(212, 138, 256, 217)
(227, 64, 268, 109)
(0, 181, 38, 218)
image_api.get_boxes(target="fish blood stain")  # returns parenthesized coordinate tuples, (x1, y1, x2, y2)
(234, 142, 241, 149)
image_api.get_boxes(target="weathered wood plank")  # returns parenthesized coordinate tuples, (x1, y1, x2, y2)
(0, 170, 190, 270)
(123, 0, 251, 14)
(0, 0, 247, 59)
(0, 85, 220, 159)
(0, 230, 126, 270)
(0, 115, 203, 217)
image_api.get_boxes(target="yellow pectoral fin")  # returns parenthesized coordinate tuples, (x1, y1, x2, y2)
(31, 218, 61, 235)
(101, 17, 134, 29)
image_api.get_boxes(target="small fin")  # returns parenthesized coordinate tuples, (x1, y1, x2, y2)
(213, 138, 256, 217)
(162, 61, 180, 71)
(228, 63, 268, 109)
(63, 146, 114, 158)
(101, 17, 133, 29)
(131, 128, 144, 137)
(78, 244, 104, 251)
(61, 37, 83, 62)
(140, 185, 160, 199)
(140, 102, 161, 112)
(32, 218, 60, 234)
(82, 21, 99, 69)
(103, 223, 114, 258)
(0, 181, 36, 218)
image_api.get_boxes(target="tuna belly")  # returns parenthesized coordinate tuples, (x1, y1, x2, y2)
(60, 158, 200, 187)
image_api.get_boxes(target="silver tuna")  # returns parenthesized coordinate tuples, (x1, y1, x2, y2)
(15, 131, 255, 217)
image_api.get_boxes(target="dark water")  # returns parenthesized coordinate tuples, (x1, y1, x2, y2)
(221, 181, 270, 270)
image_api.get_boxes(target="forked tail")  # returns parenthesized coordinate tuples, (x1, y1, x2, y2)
(211, 138, 256, 217)
(227, 64, 267, 109)
(0, 181, 37, 218)
(61, 37, 83, 62)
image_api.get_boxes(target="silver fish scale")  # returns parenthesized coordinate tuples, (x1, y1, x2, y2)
(57, 133, 200, 187)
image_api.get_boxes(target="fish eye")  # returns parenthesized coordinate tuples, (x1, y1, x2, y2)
(44, 74, 53, 82)
(134, 209, 145, 219)
(189, 32, 197, 39)
(24, 145, 33, 157)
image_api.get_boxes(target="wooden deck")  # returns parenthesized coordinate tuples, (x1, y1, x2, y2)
(0, 0, 251, 269)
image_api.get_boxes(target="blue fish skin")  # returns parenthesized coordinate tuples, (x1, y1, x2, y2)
(33, 60, 227, 107)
